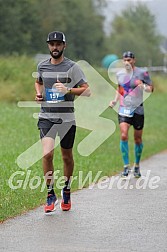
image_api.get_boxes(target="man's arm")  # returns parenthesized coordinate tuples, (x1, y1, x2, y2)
(137, 70, 154, 93)
(35, 79, 44, 101)
(143, 83, 154, 92)
(54, 81, 91, 97)
(135, 79, 154, 93)
(68, 83, 91, 96)
(109, 87, 120, 108)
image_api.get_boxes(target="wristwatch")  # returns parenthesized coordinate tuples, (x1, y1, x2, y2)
(67, 87, 72, 93)
(143, 84, 147, 91)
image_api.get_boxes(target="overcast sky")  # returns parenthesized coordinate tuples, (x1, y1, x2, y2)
(103, 0, 167, 37)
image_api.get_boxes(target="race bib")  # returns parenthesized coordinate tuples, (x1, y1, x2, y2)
(45, 88, 65, 103)
(119, 106, 134, 117)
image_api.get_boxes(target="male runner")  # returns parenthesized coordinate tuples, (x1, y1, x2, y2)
(109, 51, 153, 178)
(35, 31, 90, 212)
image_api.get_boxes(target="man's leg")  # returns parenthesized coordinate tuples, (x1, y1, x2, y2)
(61, 147, 74, 186)
(59, 123, 76, 211)
(119, 122, 131, 172)
(133, 114, 144, 177)
(133, 129, 143, 177)
(134, 129, 143, 165)
(59, 147, 74, 211)
(59, 123, 76, 186)
(41, 136, 55, 187)
(39, 124, 60, 213)
(41, 136, 59, 213)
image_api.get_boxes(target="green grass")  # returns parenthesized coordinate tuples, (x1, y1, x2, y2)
(0, 55, 36, 101)
(0, 56, 167, 222)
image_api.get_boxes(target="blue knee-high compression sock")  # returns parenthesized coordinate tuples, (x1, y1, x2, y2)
(120, 140, 129, 166)
(134, 143, 143, 165)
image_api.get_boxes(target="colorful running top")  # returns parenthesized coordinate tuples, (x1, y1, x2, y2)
(117, 67, 152, 117)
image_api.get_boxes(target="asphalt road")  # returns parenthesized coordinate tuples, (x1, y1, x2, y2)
(0, 151, 167, 252)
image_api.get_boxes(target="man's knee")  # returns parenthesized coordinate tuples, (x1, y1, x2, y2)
(121, 133, 128, 141)
(43, 151, 54, 161)
(62, 151, 73, 165)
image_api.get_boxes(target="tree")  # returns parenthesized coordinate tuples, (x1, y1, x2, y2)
(0, 0, 42, 54)
(106, 3, 163, 66)
(0, 0, 107, 64)
(34, 0, 107, 64)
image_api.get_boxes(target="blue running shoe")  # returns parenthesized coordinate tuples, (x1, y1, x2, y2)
(44, 194, 58, 213)
(60, 189, 71, 211)
(121, 166, 130, 178)
(134, 167, 141, 178)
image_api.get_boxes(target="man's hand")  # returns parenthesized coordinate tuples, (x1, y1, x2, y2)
(135, 79, 153, 92)
(53, 80, 68, 94)
(109, 100, 117, 108)
(135, 79, 146, 90)
(35, 94, 43, 102)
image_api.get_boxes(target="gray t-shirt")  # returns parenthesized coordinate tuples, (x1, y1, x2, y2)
(37, 57, 87, 122)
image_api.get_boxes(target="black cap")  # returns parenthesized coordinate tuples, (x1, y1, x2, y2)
(46, 31, 66, 43)
(123, 51, 135, 58)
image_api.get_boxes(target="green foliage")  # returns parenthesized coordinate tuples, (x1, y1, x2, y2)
(0, 1, 165, 66)
(0, 0, 42, 54)
(0, 55, 36, 101)
(106, 3, 163, 66)
(0, 0, 107, 64)
(63, 0, 105, 63)
(34, 0, 106, 64)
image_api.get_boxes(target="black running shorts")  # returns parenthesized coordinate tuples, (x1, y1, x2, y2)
(118, 113, 144, 130)
(37, 119, 76, 149)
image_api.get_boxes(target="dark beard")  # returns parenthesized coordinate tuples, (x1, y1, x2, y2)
(50, 49, 64, 59)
